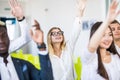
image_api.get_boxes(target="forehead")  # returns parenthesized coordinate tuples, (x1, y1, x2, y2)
(51, 28, 60, 32)
(110, 23, 120, 28)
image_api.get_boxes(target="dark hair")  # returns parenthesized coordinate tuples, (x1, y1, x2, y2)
(111, 20, 120, 25)
(90, 22, 120, 79)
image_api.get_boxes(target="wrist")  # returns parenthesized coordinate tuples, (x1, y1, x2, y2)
(18, 16, 25, 22)
(37, 43, 46, 51)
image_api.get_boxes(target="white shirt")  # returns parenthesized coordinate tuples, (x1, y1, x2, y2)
(81, 49, 120, 80)
(49, 17, 82, 80)
(0, 55, 19, 80)
(103, 54, 120, 80)
(115, 44, 120, 54)
(9, 19, 31, 53)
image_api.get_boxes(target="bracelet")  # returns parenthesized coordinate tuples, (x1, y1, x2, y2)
(37, 43, 46, 49)
(18, 16, 25, 22)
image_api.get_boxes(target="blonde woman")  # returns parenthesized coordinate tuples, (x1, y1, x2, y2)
(45, 1, 88, 80)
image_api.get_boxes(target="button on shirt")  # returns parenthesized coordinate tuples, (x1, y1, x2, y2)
(0, 55, 19, 80)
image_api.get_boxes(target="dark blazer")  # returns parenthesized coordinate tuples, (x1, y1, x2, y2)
(12, 57, 39, 80)
(39, 54, 53, 80)
(0, 54, 53, 80)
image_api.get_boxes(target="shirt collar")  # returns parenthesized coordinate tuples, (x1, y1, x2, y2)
(0, 55, 12, 63)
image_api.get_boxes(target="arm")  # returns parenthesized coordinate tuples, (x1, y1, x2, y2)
(8, 0, 31, 53)
(69, 0, 87, 51)
(88, 0, 120, 53)
(30, 20, 54, 80)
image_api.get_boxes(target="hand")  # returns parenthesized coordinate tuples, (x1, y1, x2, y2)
(9, 0, 24, 20)
(77, 0, 87, 17)
(32, 20, 41, 30)
(30, 20, 44, 44)
(106, 0, 120, 23)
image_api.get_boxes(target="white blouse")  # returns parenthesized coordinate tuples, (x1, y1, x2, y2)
(81, 49, 120, 80)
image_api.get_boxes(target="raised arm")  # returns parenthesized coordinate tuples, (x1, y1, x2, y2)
(88, 0, 120, 53)
(69, 0, 87, 51)
(8, 0, 31, 53)
(30, 20, 46, 51)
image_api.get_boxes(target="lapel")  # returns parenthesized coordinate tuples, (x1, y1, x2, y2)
(12, 57, 25, 80)
(0, 75, 1, 80)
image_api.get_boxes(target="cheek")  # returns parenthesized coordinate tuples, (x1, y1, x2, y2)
(109, 36, 113, 41)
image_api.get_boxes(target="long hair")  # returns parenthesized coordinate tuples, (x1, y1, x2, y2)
(89, 22, 120, 79)
(47, 27, 66, 55)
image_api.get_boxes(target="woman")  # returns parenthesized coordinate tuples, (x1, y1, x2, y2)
(85, 0, 120, 80)
(31, 0, 87, 79)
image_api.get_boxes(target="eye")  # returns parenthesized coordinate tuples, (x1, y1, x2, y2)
(111, 28, 115, 31)
(117, 27, 120, 30)
(50, 32, 56, 36)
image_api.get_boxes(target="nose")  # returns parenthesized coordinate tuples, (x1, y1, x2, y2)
(104, 35, 112, 41)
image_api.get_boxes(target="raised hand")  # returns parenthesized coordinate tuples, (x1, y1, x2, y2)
(30, 20, 44, 44)
(9, 0, 24, 20)
(77, 0, 87, 17)
(107, 0, 120, 23)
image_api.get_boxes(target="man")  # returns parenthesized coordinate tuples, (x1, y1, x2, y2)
(9, 0, 54, 80)
(110, 20, 120, 54)
(0, 21, 39, 80)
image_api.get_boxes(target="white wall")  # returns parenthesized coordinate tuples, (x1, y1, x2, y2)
(0, 0, 106, 54)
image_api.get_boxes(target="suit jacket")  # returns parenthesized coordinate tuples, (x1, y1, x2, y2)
(12, 57, 39, 80)
(38, 54, 54, 80)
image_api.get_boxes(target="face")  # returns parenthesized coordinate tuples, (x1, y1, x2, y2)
(110, 23, 120, 40)
(50, 29, 63, 44)
(0, 27, 9, 54)
(99, 28, 113, 49)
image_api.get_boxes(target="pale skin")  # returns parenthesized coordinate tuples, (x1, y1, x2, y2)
(30, 20, 44, 44)
(9, 0, 24, 20)
(88, 0, 120, 62)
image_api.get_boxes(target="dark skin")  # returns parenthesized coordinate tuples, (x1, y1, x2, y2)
(0, 26, 9, 60)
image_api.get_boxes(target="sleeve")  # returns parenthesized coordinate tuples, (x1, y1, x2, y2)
(81, 47, 97, 64)
(39, 53, 54, 80)
(68, 17, 82, 52)
(9, 19, 31, 53)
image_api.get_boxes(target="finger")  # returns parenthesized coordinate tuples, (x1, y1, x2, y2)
(12, 0, 19, 6)
(113, 0, 119, 9)
(116, 10, 120, 16)
(33, 19, 41, 30)
(11, 10, 15, 16)
(9, 0, 15, 9)
(110, 0, 116, 7)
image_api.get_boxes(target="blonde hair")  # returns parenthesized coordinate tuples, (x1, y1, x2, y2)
(47, 27, 66, 55)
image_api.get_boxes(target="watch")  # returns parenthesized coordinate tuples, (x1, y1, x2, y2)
(37, 43, 46, 49)
(18, 16, 25, 22)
